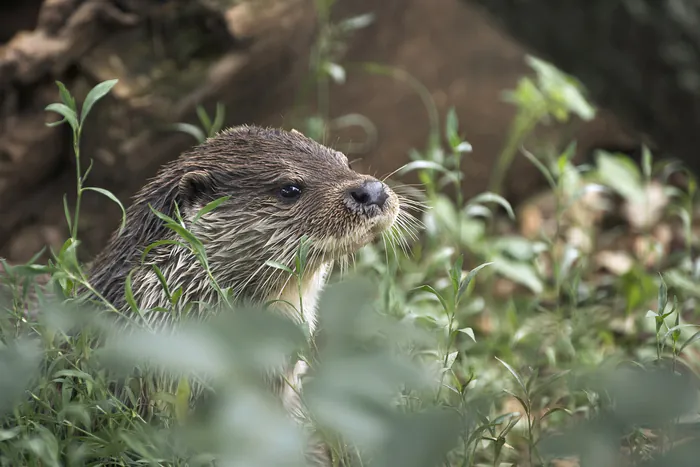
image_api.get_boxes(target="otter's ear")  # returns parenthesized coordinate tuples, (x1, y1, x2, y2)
(179, 170, 216, 204)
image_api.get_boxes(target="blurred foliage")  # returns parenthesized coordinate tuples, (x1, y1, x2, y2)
(3, 3, 700, 467)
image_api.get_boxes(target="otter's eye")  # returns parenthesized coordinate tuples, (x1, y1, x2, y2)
(279, 184, 303, 201)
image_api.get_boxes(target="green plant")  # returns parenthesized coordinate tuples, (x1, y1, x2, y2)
(45, 80, 127, 245)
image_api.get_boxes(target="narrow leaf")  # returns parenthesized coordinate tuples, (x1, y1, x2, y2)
(82, 187, 127, 234)
(174, 377, 191, 424)
(467, 192, 515, 220)
(324, 62, 347, 84)
(80, 79, 118, 124)
(458, 262, 494, 301)
(642, 145, 653, 180)
(680, 330, 700, 353)
(444, 350, 458, 370)
(196, 105, 212, 134)
(445, 107, 459, 148)
(210, 102, 226, 136)
(658, 273, 668, 315)
(458, 327, 476, 342)
(170, 123, 206, 143)
(398, 160, 450, 175)
(193, 196, 231, 223)
(55, 81, 76, 111)
(265, 260, 294, 274)
(62, 194, 72, 234)
(45, 103, 78, 131)
(522, 147, 557, 191)
(415, 284, 449, 313)
(151, 264, 171, 300)
(496, 357, 528, 394)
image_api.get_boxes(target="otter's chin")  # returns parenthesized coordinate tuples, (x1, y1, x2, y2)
(321, 210, 398, 259)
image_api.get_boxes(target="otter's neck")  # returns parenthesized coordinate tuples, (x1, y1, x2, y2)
(87, 179, 181, 311)
(274, 262, 331, 336)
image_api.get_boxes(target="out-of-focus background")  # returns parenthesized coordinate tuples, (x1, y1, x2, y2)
(0, 0, 642, 264)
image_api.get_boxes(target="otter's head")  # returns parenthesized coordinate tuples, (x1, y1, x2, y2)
(91, 125, 409, 307)
(191, 126, 396, 241)
(178, 126, 402, 300)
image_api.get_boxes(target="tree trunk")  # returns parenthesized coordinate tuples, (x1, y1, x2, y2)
(462, 0, 700, 173)
(0, 0, 317, 263)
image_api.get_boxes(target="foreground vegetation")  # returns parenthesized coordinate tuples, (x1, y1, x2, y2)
(3, 6, 700, 467)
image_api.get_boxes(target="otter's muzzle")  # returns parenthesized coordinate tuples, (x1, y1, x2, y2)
(346, 180, 389, 217)
(348, 180, 388, 208)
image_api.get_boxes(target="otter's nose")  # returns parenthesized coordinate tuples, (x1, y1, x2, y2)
(348, 180, 388, 209)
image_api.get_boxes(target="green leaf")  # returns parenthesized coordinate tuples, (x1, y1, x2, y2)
(444, 350, 458, 370)
(80, 158, 95, 185)
(658, 273, 668, 315)
(148, 203, 179, 226)
(295, 235, 312, 273)
(166, 223, 207, 263)
(196, 105, 213, 134)
(445, 107, 459, 148)
(496, 357, 528, 395)
(466, 192, 515, 220)
(416, 284, 449, 313)
(642, 145, 653, 180)
(210, 102, 226, 136)
(170, 123, 206, 143)
(492, 258, 543, 294)
(398, 160, 450, 175)
(0, 427, 20, 442)
(62, 194, 72, 234)
(80, 79, 118, 124)
(521, 147, 557, 191)
(455, 141, 472, 153)
(680, 330, 700, 353)
(193, 195, 231, 223)
(449, 255, 464, 298)
(55, 81, 76, 112)
(457, 262, 494, 302)
(501, 396, 527, 426)
(170, 287, 183, 306)
(175, 376, 191, 423)
(660, 324, 697, 351)
(45, 103, 78, 131)
(324, 62, 346, 84)
(82, 187, 127, 234)
(338, 13, 375, 31)
(458, 327, 476, 342)
(52, 369, 95, 383)
(124, 270, 142, 319)
(595, 151, 645, 201)
(540, 406, 573, 421)
(151, 264, 171, 299)
(265, 260, 294, 275)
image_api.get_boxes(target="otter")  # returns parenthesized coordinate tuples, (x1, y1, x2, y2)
(84, 124, 412, 465)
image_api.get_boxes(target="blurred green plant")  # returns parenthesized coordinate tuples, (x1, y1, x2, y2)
(490, 55, 597, 195)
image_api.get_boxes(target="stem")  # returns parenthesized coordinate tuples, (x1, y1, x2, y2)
(527, 409, 535, 466)
(435, 308, 456, 403)
(72, 128, 83, 241)
(489, 109, 541, 195)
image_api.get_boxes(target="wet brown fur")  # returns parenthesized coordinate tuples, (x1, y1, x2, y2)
(85, 124, 406, 466)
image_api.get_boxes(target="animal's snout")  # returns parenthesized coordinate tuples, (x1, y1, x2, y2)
(347, 180, 388, 209)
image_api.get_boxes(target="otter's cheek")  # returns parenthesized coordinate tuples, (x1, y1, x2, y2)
(373, 205, 399, 233)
